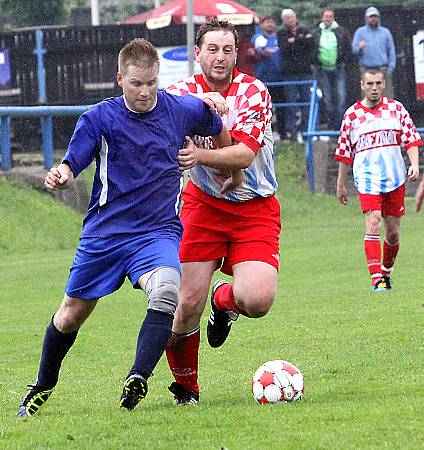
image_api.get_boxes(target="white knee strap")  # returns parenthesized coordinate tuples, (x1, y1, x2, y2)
(144, 267, 180, 315)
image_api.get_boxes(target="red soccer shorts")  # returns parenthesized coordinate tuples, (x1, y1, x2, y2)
(179, 182, 281, 275)
(358, 184, 405, 217)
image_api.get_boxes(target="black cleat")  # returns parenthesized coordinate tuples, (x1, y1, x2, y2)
(383, 276, 393, 290)
(168, 382, 199, 405)
(18, 384, 54, 417)
(119, 374, 148, 411)
(207, 279, 239, 348)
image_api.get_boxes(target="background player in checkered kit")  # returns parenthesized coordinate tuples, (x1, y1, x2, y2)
(164, 19, 281, 405)
(335, 67, 422, 292)
(17, 38, 232, 417)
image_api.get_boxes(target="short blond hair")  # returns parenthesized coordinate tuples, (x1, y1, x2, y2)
(118, 38, 159, 74)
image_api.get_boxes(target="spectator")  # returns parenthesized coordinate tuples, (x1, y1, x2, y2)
(251, 16, 285, 141)
(236, 26, 260, 77)
(352, 6, 396, 98)
(312, 8, 351, 131)
(278, 8, 315, 143)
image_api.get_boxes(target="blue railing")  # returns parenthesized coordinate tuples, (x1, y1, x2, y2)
(267, 80, 319, 193)
(0, 105, 91, 171)
(1, 92, 423, 194)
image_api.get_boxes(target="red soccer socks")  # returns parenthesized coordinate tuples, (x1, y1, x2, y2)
(166, 327, 200, 393)
(382, 238, 399, 276)
(364, 234, 382, 285)
(212, 281, 243, 315)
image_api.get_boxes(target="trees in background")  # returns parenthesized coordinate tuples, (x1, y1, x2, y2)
(1, 0, 423, 29)
(0, 0, 69, 28)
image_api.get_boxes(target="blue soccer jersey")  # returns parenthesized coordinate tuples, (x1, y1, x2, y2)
(63, 92, 223, 238)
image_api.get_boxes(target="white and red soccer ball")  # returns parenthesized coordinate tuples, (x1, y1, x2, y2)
(252, 360, 304, 404)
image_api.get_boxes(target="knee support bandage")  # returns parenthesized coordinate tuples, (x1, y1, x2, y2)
(144, 267, 180, 315)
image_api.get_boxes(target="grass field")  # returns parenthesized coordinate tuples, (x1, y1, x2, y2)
(1, 146, 423, 449)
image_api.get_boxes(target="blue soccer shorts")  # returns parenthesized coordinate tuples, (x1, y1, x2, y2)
(65, 230, 181, 300)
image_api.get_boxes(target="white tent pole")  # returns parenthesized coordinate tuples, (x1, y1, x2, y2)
(91, 0, 100, 25)
(154, 0, 161, 7)
(186, 0, 194, 76)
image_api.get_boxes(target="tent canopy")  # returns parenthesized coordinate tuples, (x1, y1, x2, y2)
(120, 0, 259, 29)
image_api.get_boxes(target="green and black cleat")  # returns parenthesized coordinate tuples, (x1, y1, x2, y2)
(18, 385, 54, 417)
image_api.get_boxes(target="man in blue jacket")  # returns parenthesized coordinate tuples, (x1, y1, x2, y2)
(352, 6, 396, 98)
(252, 16, 285, 141)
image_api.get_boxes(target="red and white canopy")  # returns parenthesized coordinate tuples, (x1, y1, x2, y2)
(120, 0, 259, 29)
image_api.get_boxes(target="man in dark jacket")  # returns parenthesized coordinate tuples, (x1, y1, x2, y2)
(277, 8, 315, 143)
(313, 8, 351, 131)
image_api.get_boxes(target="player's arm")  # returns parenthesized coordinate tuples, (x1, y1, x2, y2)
(213, 124, 233, 149)
(185, 138, 255, 170)
(406, 146, 419, 181)
(351, 30, 364, 54)
(196, 92, 229, 116)
(336, 162, 349, 205)
(415, 176, 424, 212)
(44, 162, 74, 190)
(212, 126, 245, 193)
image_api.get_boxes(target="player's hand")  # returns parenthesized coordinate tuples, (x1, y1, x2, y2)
(44, 164, 73, 190)
(262, 48, 273, 58)
(408, 164, 419, 181)
(336, 185, 348, 205)
(198, 92, 229, 116)
(178, 137, 198, 171)
(359, 40, 366, 49)
(220, 169, 244, 194)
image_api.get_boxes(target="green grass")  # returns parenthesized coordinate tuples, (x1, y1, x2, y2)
(1, 146, 423, 449)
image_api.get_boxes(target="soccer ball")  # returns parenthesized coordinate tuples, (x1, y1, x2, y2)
(252, 360, 304, 404)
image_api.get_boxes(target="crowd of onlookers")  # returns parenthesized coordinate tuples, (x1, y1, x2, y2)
(237, 6, 396, 143)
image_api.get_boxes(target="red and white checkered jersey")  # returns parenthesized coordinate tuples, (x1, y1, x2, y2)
(335, 97, 422, 194)
(166, 69, 277, 201)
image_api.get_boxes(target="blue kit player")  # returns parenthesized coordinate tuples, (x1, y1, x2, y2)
(17, 38, 232, 416)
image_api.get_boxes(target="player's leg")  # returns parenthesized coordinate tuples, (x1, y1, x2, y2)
(18, 235, 134, 416)
(207, 195, 281, 347)
(120, 265, 180, 410)
(364, 209, 385, 290)
(231, 261, 278, 317)
(18, 296, 97, 417)
(380, 185, 405, 289)
(165, 185, 227, 404)
(381, 215, 400, 289)
(207, 260, 278, 348)
(120, 232, 183, 410)
(166, 260, 216, 405)
(359, 192, 386, 291)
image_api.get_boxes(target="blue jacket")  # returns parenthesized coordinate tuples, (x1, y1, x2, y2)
(352, 7, 396, 71)
(251, 32, 282, 82)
